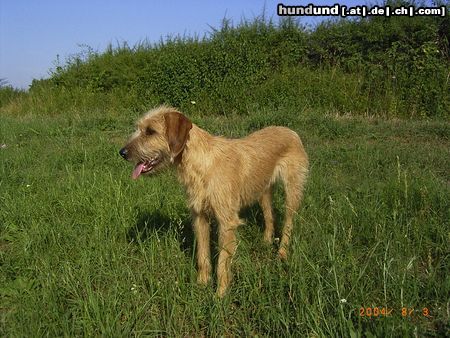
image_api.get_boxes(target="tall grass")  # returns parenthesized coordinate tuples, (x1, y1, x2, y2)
(1, 108, 449, 336)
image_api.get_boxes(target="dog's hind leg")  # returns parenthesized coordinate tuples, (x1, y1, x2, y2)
(278, 163, 307, 260)
(260, 186, 275, 243)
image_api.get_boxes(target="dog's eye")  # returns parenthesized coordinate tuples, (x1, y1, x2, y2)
(145, 127, 156, 136)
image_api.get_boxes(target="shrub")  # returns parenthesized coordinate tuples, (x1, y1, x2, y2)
(3, 1, 449, 118)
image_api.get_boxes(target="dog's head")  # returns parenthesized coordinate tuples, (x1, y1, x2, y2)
(119, 106, 192, 179)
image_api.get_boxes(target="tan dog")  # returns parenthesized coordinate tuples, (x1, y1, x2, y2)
(119, 106, 308, 297)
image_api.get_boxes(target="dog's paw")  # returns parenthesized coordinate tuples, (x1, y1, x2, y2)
(278, 247, 288, 260)
(216, 285, 228, 298)
(197, 272, 211, 286)
(263, 234, 273, 244)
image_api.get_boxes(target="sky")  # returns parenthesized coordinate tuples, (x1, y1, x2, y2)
(1, 0, 380, 88)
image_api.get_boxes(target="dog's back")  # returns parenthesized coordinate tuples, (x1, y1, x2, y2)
(205, 126, 308, 207)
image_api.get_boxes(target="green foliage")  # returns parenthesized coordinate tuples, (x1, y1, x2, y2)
(0, 84, 26, 108)
(308, 9, 450, 117)
(2, 2, 448, 118)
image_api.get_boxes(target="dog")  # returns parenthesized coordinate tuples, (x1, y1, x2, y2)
(119, 106, 308, 297)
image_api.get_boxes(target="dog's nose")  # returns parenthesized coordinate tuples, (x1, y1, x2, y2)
(119, 147, 128, 159)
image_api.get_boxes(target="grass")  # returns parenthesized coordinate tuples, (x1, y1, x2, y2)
(0, 107, 448, 336)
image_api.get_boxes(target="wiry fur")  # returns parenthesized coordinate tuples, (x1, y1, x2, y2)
(120, 106, 309, 297)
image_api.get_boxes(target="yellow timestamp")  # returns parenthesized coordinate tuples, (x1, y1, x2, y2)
(358, 307, 432, 318)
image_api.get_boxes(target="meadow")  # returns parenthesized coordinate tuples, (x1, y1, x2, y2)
(1, 7, 449, 337)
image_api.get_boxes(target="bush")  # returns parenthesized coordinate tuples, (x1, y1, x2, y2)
(0, 81, 26, 108)
(3, 1, 449, 118)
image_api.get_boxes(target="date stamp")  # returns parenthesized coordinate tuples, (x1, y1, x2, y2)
(358, 307, 431, 318)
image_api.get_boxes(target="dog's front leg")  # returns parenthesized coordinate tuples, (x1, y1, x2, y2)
(193, 211, 211, 285)
(216, 216, 239, 297)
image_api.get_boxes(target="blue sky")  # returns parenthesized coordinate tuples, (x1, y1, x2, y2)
(1, 1, 372, 88)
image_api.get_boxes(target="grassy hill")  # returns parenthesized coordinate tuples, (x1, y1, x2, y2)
(1, 8, 449, 118)
(1, 5, 449, 337)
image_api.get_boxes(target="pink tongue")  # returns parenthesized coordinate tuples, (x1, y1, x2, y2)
(132, 163, 145, 180)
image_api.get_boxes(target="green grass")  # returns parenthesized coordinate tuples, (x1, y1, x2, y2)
(1, 108, 448, 336)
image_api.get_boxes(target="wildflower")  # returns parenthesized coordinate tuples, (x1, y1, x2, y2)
(130, 283, 138, 294)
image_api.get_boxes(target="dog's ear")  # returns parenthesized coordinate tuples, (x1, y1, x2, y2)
(164, 111, 192, 161)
